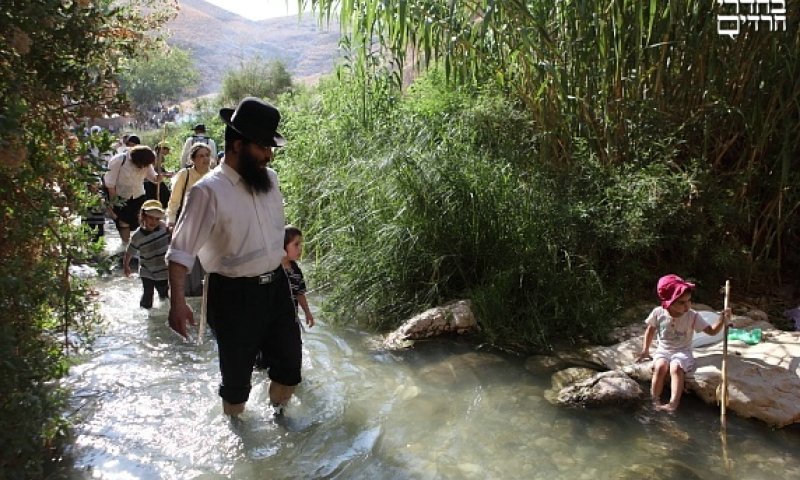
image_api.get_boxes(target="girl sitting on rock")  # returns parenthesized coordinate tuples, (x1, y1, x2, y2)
(636, 274, 730, 412)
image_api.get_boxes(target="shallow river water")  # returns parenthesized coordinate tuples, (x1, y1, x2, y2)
(54, 244, 799, 479)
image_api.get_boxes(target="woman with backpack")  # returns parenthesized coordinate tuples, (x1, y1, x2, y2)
(103, 145, 161, 244)
(165, 143, 212, 296)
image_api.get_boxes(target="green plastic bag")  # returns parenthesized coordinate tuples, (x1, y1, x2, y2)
(727, 328, 762, 345)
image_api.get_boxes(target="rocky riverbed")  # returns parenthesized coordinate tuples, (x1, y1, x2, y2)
(384, 300, 800, 428)
(579, 304, 800, 427)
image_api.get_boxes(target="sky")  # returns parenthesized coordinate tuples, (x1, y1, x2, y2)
(203, 0, 309, 20)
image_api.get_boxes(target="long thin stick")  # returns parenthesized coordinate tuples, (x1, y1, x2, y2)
(197, 272, 209, 345)
(155, 123, 169, 202)
(721, 421, 732, 471)
(721, 280, 730, 430)
(719, 279, 732, 471)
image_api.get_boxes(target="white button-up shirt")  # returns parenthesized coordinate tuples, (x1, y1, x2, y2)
(166, 162, 286, 277)
(103, 152, 158, 200)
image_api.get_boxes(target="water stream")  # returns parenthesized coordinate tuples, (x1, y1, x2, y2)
(53, 232, 799, 479)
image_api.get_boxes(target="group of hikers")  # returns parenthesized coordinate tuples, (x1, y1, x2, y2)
(90, 98, 315, 417)
(85, 98, 734, 420)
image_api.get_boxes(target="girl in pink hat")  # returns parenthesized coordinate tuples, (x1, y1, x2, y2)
(636, 274, 731, 412)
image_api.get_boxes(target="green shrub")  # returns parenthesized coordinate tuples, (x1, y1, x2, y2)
(278, 66, 767, 351)
(1, 1, 168, 476)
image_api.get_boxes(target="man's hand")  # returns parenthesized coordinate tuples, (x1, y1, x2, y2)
(168, 302, 196, 339)
(167, 261, 192, 338)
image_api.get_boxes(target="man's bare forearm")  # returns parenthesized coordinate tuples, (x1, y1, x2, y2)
(168, 261, 188, 305)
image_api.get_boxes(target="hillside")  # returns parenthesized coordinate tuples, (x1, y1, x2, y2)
(167, 0, 342, 95)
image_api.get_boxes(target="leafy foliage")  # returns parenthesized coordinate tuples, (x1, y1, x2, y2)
(118, 43, 199, 121)
(278, 52, 793, 353)
(278, 72, 599, 347)
(220, 57, 294, 106)
(0, 0, 174, 476)
(307, 0, 800, 282)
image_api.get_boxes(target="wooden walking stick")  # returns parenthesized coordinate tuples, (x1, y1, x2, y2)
(719, 279, 732, 471)
(197, 272, 209, 345)
(155, 122, 170, 202)
(720, 279, 730, 430)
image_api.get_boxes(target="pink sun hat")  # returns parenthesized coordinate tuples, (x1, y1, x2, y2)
(657, 274, 695, 309)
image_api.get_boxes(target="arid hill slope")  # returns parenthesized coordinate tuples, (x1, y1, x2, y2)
(167, 0, 342, 95)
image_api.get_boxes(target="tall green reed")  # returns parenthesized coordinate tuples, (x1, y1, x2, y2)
(279, 73, 628, 348)
(307, 0, 800, 285)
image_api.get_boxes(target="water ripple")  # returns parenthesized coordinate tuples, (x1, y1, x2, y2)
(54, 273, 800, 479)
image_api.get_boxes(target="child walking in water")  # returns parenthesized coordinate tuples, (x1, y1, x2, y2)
(283, 225, 315, 329)
(256, 225, 315, 415)
(636, 274, 730, 412)
(123, 200, 170, 309)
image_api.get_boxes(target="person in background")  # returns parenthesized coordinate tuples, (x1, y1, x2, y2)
(115, 133, 140, 155)
(165, 143, 213, 297)
(103, 145, 161, 244)
(114, 134, 129, 155)
(83, 126, 109, 242)
(167, 97, 298, 417)
(636, 274, 730, 412)
(166, 143, 213, 228)
(179, 123, 217, 168)
(123, 200, 171, 309)
(144, 143, 172, 209)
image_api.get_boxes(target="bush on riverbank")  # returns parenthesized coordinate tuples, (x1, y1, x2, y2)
(277, 65, 797, 350)
(277, 0, 798, 350)
(0, 2, 169, 477)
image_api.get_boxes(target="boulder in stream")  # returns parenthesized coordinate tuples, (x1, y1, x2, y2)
(546, 369, 644, 407)
(383, 299, 478, 349)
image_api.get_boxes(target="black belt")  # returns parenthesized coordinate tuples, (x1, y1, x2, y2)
(210, 268, 280, 285)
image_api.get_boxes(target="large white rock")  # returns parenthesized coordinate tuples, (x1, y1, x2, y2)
(551, 370, 644, 407)
(541, 365, 648, 408)
(383, 300, 478, 349)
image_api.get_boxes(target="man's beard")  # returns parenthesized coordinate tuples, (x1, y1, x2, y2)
(238, 148, 272, 193)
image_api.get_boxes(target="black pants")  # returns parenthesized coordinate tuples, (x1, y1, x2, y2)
(207, 268, 299, 405)
(140, 277, 169, 309)
(144, 180, 170, 209)
(83, 208, 105, 242)
(113, 194, 146, 231)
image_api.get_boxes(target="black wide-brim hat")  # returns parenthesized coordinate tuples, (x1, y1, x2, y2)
(219, 97, 285, 148)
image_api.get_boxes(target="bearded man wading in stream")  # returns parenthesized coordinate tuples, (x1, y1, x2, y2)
(166, 97, 300, 417)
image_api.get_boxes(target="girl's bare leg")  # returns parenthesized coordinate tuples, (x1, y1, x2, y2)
(650, 359, 669, 407)
(663, 363, 685, 412)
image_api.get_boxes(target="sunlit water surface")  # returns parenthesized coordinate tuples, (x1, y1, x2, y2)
(55, 235, 799, 479)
